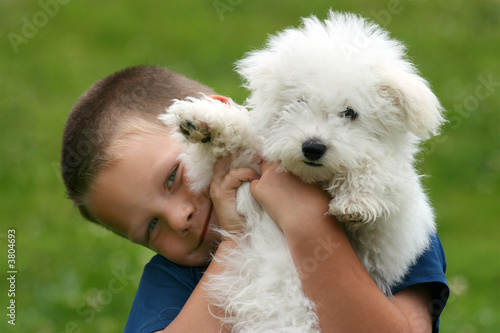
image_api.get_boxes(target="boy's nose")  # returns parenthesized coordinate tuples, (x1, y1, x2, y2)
(167, 203, 194, 237)
(164, 179, 200, 237)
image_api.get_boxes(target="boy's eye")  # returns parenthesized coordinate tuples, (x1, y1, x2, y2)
(147, 218, 158, 238)
(166, 165, 179, 189)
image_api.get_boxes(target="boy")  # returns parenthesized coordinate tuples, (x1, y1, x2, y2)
(61, 65, 448, 332)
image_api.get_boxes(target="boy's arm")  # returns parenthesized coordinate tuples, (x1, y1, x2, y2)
(283, 213, 433, 332)
(250, 162, 434, 333)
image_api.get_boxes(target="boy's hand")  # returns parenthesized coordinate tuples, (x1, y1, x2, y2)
(210, 156, 260, 237)
(250, 162, 331, 234)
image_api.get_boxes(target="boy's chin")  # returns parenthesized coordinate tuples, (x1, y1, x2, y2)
(190, 235, 220, 266)
(189, 248, 217, 267)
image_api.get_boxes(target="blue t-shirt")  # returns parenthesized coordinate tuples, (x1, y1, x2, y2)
(124, 233, 448, 333)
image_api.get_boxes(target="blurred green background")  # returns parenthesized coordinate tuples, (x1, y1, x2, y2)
(0, 0, 499, 332)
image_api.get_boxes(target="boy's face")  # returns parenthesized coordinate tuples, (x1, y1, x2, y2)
(88, 133, 220, 267)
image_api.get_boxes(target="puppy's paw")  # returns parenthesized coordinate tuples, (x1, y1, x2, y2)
(329, 200, 379, 224)
(337, 212, 365, 223)
(179, 119, 212, 144)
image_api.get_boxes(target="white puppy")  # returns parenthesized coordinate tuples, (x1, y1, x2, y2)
(160, 11, 445, 332)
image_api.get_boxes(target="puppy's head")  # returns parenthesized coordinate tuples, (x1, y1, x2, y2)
(237, 11, 445, 182)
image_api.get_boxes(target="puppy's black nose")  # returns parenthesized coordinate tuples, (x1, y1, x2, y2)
(302, 140, 326, 161)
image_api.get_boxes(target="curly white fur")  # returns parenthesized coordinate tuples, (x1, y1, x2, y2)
(160, 11, 445, 332)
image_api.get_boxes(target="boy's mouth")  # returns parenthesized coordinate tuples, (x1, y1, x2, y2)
(197, 206, 212, 248)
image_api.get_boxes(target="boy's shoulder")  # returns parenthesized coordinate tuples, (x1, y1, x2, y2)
(391, 233, 449, 332)
(124, 255, 206, 332)
(391, 233, 447, 294)
(139, 254, 207, 296)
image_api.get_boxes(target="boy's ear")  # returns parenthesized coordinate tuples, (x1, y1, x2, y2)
(209, 95, 231, 104)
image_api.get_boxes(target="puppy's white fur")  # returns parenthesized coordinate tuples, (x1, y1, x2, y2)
(160, 11, 445, 332)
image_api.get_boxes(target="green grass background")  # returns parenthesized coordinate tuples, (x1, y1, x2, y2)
(1, 0, 499, 332)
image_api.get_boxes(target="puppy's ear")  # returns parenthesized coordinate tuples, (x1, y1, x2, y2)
(236, 49, 282, 129)
(376, 68, 446, 139)
(236, 49, 280, 100)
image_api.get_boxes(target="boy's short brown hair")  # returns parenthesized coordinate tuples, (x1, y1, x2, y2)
(61, 65, 214, 223)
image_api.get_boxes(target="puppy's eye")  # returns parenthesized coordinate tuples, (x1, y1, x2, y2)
(341, 108, 358, 121)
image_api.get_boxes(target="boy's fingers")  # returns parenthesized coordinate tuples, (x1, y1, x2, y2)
(213, 168, 260, 195)
(213, 155, 260, 188)
(223, 168, 260, 190)
(212, 156, 234, 184)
